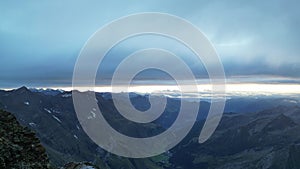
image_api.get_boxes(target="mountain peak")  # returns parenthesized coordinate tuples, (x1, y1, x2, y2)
(14, 86, 30, 93)
(30, 88, 63, 96)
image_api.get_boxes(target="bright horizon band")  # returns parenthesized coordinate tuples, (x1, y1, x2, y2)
(4, 83, 299, 96)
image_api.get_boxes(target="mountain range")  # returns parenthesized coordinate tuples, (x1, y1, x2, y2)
(0, 86, 300, 169)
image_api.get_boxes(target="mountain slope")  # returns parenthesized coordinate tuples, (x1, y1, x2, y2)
(1, 87, 300, 168)
(169, 106, 300, 169)
(0, 87, 170, 168)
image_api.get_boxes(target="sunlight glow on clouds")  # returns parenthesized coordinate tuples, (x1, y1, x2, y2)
(39, 83, 300, 98)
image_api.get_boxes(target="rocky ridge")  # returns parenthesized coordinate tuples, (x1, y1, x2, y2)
(0, 109, 52, 169)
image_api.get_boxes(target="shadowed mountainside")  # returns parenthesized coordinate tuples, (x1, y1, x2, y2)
(0, 87, 300, 168)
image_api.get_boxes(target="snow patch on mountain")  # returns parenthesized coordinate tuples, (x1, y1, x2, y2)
(44, 108, 52, 114)
(52, 109, 61, 114)
(90, 110, 96, 118)
(52, 115, 62, 123)
(29, 122, 37, 127)
(62, 93, 72, 98)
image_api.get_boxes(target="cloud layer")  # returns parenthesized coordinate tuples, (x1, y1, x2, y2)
(0, 0, 299, 87)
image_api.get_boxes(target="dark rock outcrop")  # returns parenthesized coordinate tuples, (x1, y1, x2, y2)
(0, 109, 52, 169)
(61, 162, 99, 169)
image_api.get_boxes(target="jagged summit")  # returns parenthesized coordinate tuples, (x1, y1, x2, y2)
(14, 86, 31, 93)
(29, 88, 63, 96)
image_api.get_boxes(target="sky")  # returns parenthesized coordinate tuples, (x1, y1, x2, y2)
(1, 0, 300, 88)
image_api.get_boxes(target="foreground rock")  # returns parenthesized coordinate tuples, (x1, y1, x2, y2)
(0, 109, 52, 169)
(61, 162, 99, 169)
